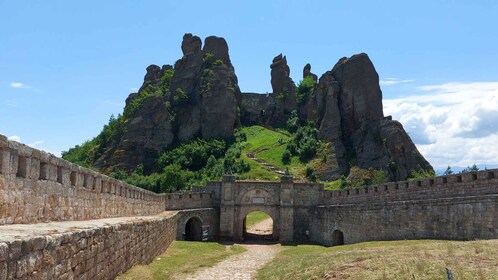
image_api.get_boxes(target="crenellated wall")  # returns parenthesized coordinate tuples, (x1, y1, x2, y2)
(318, 169, 498, 205)
(0, 135, 166, 225)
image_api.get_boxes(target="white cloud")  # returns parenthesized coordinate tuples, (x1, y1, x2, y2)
(129, 87, 138, 91)
(28, 140, 44, 148)
(384, 82, 498, 169)
(380, 78, 415, 86)
(8, 135, 21, 142)
(9, 82, 31, 89)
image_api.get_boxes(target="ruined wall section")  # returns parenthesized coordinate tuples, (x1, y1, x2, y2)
(0, 135, 165, 225)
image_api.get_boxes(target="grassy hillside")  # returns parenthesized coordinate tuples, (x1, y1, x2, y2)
(63, 124, 329, 192)
(237, 126, 305, 181)
(257, 239, 498, 280)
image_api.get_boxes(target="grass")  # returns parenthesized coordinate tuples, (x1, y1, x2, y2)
(245, 211, 272, 227)
(117, 241, 246, 280)
(256, 239, 498, 280)
(237, 126, 310, 180)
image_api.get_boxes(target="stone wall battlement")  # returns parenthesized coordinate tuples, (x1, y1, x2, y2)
(319, 169, 498, 205)
(165, 192, 218, 210)
(0, 134, 166, 225)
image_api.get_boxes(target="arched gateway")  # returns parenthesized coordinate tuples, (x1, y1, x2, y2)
(219, 173, 295, 242)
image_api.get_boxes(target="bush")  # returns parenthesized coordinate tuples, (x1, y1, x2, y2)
(281, 150, 291, 165)
(158, 139, 227, 171)
(296, 76, 316, 104)
(286, 110, 299, 133)
(305, 166, 316, 182)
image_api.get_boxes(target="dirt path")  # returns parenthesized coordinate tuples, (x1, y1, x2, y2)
(178, 243, 280, 280)
(246, 217, 273, 235)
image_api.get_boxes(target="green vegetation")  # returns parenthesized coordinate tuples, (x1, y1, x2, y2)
(245, 211, 272, 227)
(284, 121, 321, 162)
(117, 241, 245, 280)
(64, 123, 329, 193)
(203, 52, 223, 68)
(344, 166, 389, 189)
(257, 239, 498, 280)
(62, 114, 124, 169)
(408, 168, 436, 181)
(296, 76, 316, 104)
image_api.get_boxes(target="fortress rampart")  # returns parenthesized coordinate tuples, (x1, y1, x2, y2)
(0, 135, 165, 225)
(0, 133, 497, 278)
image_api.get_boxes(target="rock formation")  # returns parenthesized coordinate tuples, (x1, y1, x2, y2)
(87, 33, 431, 181)
(303, 63, 318, 82)
(95, 34, 240, 172)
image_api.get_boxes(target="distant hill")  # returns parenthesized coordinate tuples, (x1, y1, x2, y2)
(62, 33, 433, 192)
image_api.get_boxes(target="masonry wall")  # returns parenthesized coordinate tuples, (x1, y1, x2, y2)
(319, 169, 498, 206)
(0, 214, 178, 280)
(165, 192, 218, 210)
(0, 135, 165, 225)
(310, 194, 498, 246)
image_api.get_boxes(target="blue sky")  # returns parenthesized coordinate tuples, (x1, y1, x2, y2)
(1, 0, 498, 171)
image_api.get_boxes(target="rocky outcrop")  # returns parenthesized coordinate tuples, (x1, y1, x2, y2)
(270, 54, 295, 95)
(306, 54, 432, 181)
(84, 33, 432, 180)
(94, 34, 240, 172)
(181, 33, 202, 56)
(303, 63, 318, 82)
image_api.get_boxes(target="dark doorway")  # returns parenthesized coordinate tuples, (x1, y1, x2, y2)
(185, 217, 202, 241)
(243, 211, 274, 241)
(332, 230, 344, 245)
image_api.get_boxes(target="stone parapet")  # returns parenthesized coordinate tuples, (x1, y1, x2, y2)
(0, 212, 178, 279)
(0, 134, 166, 225)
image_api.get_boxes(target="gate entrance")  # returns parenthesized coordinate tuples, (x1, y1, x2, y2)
(185, 217, 202, 241)
(243, 211, 274, 240)
(332, 230, 344, 245)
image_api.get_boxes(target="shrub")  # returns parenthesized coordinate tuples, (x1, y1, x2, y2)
(286, 110, 299, 133)
(281, 150, 291, 165)
(305, 166, 316, 182)
(297, 76, 316, 104)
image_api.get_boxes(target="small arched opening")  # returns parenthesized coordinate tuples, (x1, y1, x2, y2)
(332, 230, 344, 246)
(184, 217, 202, 241)
(243, 210, 274, 240)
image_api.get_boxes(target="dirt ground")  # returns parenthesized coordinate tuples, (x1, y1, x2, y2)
(178, 218, 279, 280)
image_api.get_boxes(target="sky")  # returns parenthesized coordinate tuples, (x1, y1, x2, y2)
(1, 0, 498, 172)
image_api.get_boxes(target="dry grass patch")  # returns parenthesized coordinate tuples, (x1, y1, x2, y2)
(257, 239, 498, 280)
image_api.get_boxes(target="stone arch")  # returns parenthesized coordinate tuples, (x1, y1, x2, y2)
(332, 229, 344, 245)
(237, 206, 279, 241)
(242, 209, 275, 240)
(184, 216, 203, 241)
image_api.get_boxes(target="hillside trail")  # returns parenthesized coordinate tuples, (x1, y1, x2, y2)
(246, 146, 286, 176)
(178, 218, 280, 280)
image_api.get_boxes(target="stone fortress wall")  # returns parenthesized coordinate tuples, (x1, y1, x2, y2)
(1, 132, 497, 278)
(309, 170, 498, 245)
(0, 134, 165, 225)
(0, 134, 217, 279)
(160, 169, 497, 245)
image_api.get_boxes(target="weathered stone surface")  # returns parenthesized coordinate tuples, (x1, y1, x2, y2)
(203, 36, 231, 68)
(303, 63, 318, 82)
(270, 54, 296, 96)
(63, 34, 432, 181)
(0, 214, 179, 279)
(181, 33, 202, 56)
(331, 53, 384, 135)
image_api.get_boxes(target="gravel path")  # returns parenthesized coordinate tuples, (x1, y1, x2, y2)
(178, 217, 280, 280)
(180, 243, 280, 280)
